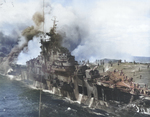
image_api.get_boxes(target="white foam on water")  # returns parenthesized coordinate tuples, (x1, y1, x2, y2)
(52, 87, 55, 94)
(67, 107, 71, 111)
(28, 83, 57, 95)
(7, 68, 13, 73)
(148, 108, 150, 113)
(143, 112, 150, 115)
(64, 97, 71, 101)
(131, 103, 150, 115)
(144, 97, 150, 100)
(143, 108, 150, 115)
(43, 89, 53, 94)
(77, 94, 83, 104)
(6, 68, 14, 80)
(58, 88, 61, 96)
(15, 76, 22, 81)
(28, 85, 39, 90)
(89, 97, 94, 108)
(92, 111, 105, 116)
(65, 107, 77, 112)
(6, 75, 14, 80)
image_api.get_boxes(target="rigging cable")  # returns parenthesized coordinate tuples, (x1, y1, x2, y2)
(39, 0, 44, 117)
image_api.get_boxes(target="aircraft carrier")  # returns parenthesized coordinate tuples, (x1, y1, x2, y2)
(6, 20, 150, 115)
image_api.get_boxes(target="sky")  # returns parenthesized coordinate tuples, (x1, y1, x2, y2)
(0, 0, 150, 64)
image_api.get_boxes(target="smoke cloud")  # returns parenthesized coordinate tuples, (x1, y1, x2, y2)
(1, 0, 150, 66)
(58, 24, 89, 52)
(32, 12, 44, 28)
(22, 26, 41, 42)
(0, 11, 44, 72)
(0, 31, 18, 57)
(11, 12, 43, 59)
(8, 11, 44, 62)
(47, 0, 150, 62)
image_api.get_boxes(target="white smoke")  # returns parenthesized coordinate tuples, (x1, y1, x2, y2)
(17, 37, 41, 65)
(1, 0, 150, 65)
(44, 0, 150, 61)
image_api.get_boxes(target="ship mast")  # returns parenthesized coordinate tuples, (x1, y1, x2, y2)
(39, 0, 44, 117)
(51, 16, 58, 33)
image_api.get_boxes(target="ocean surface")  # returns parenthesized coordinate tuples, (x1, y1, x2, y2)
(133, 56, 150, 63)
(0, 75, 108, 117)
(0, 74, 150, 117)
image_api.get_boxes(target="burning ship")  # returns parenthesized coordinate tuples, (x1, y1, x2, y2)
(6, 19, 150, 115)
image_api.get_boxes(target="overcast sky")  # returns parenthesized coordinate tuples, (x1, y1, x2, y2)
(0, 0, 150, 64)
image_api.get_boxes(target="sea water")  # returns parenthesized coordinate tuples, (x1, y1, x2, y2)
(0, 74, 150, 117)
(0, 75, 109, 117)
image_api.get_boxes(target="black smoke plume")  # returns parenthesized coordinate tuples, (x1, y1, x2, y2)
(32, 12, 44, 28)
(0, 11, 44, 73)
